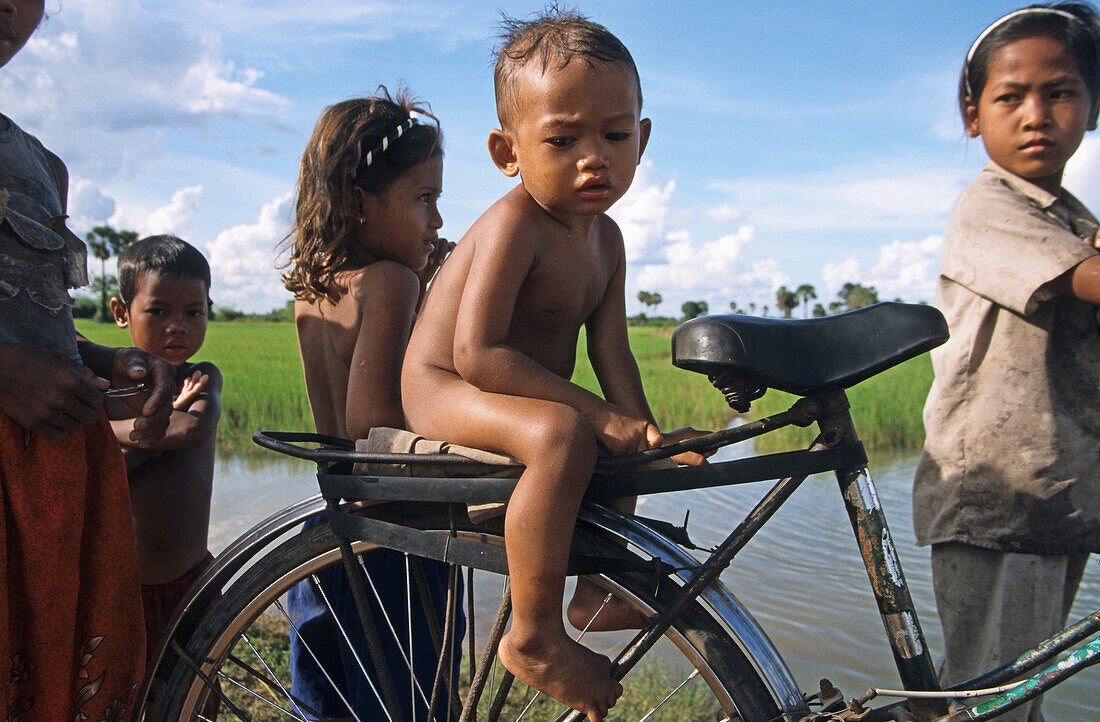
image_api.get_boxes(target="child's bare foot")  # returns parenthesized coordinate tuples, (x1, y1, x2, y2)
(567, 576, 651, 632)
(499, 628, 622, 722)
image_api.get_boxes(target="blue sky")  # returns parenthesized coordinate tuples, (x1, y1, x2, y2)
(7, 0, 1100, 315)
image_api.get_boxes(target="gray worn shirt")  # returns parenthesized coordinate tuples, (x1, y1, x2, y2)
(0, 113, 86, 360)
(913, 163, 1100, 555)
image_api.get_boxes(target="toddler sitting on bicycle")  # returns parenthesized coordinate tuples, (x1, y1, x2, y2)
(107, 235, 222, 693)
(402, 9, 708, 721)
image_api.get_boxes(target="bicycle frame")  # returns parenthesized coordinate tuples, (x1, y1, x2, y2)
(558, 386, 1100, 722)
(173, 388, 1099, 722)
(143, 302, 1099, 721)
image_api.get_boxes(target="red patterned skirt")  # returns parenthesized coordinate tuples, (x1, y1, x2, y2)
(0, 411, 145, 721)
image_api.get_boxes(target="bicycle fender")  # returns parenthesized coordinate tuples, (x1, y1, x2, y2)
(578, 503, 810, 718)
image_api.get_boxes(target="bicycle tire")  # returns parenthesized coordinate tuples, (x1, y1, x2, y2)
(156, 502, 786, 722)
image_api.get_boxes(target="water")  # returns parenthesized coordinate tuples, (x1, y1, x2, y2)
(209, 444, 1099, 720)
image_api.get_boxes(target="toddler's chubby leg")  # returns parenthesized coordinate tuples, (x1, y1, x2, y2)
(403, 372, 623, 721)
(567, 495, 649, 633)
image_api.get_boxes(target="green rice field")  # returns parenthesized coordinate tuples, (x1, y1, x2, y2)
(75, 320, 932, 454)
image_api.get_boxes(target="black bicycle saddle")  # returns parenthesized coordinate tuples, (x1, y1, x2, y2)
(671, 302, 948, 396)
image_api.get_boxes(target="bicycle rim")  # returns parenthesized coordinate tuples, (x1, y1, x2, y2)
(155, 503, 782, 721)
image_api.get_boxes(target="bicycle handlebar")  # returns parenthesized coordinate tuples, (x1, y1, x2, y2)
(252, 397, 819, 471)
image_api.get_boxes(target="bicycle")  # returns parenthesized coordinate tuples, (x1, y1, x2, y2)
(136, 301, 1100, 722)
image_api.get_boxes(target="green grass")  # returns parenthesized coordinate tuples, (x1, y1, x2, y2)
(747, 354, 933, 452)
(76, 320, 313, 453)
(220, 613, 723, 721)
(76, 321, 932, 453)
(573, 326, 733, 434)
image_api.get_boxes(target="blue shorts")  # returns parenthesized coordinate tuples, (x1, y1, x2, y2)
(287, 514, 465, 721)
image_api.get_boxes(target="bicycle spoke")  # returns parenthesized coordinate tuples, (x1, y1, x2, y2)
(407, 554, 415, 719)
(240, 630, 310, 721)
(485, 669, 515, 722)
(218, 667, 307, 720)
(637, 668, 700, 721)
(274, 598, 371, 722)
(224, 652, 324, 719)
(515, 686, 542, 721)
(359, 557, 434, 710)
(158, 507, 782, 721)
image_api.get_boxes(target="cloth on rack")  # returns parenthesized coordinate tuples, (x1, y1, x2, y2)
(354, 426, 523, 521)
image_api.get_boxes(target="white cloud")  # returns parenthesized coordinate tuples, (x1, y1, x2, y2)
(711, 167, 966, 232)
(608, 160, 676, 263)
(205, 193, 294, 314)
(632, 225, 777, 315)
(179, 0, 488, 51)
(1063, 135, 1100, 213)
(822, 234, 942, 304)
(1, 0, 290, 180)
(66, 178, 116, 234)
(142, 186, 205, 238)
(179, 59, 286, 115)
(706, 204, 745, 223)
(821, 257, 863, 298)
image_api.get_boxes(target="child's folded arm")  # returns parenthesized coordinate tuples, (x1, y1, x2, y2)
(585, 241, 710, 466)
(1051, 254, 1100, 305)
(110, 363, 221, 452)
(77, 340, 174, 446)
(451, 219, 606, 410)
(345, 263, 419, 440)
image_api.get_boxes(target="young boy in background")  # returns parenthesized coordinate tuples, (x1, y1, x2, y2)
(108, 235, 222, 673)
(402, 10, 706, 721)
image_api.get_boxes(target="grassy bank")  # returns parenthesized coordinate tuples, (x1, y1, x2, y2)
(748, 354, 932, 452)
(76, 320, 931, 453)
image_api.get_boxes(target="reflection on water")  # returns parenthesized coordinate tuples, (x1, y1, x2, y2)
(210, 442, 1098, 720)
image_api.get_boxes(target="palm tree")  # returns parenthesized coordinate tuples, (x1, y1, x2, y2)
(795, 284, 817, 318)
(85, 225, 138, 320)
(775, 286, 798, 319)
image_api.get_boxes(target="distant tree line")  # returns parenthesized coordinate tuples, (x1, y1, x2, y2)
(638, 281, 884, 323)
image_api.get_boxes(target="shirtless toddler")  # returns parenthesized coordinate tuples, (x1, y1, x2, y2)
(402, 10, 705, 721)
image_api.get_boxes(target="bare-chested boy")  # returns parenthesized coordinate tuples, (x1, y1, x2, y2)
(402, 11, 705, 721)
(107, 235, 221, 673)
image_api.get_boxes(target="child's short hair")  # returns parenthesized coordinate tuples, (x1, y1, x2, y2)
(493, 7, 642, 129)
(960, 2, 1100, 121)
(117, 234, 211, 307)
(282, 87, 442, 304)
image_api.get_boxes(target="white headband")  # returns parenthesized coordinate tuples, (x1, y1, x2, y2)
(358, 110, 431, 177)
(964, 7, 1085, 97)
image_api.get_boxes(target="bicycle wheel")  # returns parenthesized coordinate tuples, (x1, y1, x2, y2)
(156, 502, 787, 722)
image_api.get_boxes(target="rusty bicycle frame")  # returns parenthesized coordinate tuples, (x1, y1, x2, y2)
(148, 303, 1100, 721)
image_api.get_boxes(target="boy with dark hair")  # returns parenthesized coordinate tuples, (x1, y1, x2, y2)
(402, 10, 706, 721)
(108, 235, 222, 680)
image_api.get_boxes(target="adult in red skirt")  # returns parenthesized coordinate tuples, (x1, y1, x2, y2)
(0, 1, 174, 719)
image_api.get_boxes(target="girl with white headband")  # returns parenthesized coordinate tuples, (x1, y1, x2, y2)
(280, 88, 456, 721)
(914, 4, 1100, 720)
